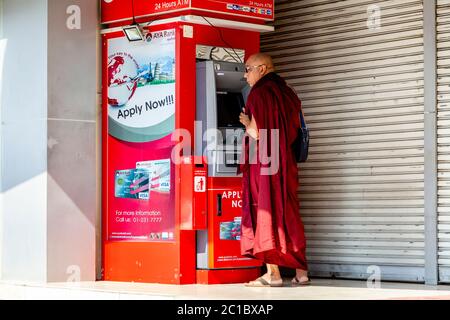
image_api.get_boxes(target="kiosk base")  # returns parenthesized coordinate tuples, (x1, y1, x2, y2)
(196, 268, 261, 285)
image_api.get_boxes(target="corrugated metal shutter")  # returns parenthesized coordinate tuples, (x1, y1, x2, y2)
(261, 0, 425, 281)
(437, 0, 450, 283)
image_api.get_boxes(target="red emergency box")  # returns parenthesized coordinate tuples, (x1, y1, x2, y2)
(180, 156, 208, 230)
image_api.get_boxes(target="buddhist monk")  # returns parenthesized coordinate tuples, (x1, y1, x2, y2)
(238, 53, 309, 287)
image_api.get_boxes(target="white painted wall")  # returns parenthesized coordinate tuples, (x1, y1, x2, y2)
(0, 0, 48, 282)
(0, 0, 4, 280)
(0, 0, 99, 283)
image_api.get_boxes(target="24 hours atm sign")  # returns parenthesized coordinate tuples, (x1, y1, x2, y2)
(152, 0, 190, 12)
(151, 0, 273, 16)
(153, 0, 274, 19)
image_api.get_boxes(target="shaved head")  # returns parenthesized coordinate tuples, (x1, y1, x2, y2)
(244, 52, 275, 87)
(247, 53, 275, 72)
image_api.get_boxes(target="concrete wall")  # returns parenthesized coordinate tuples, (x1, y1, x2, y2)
(0, 0, 100, 282)
(47, 0, 99, 282)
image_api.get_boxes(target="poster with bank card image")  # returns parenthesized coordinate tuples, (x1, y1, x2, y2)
(136, 159, 170, 193)
(115, 169, 150, 200)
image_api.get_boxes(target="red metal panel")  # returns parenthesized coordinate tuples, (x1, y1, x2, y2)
(207, 177, 263, 269)
(101, 32, 112, 282)
(180, 157, 195, 230)
(197, 268, 261, 285)
(135, 0, 191, 17)
(101, 0, 274, 25)
(191, 0, 274, 21)
(174, 23, 198, 284)
(101, 0, 134, 25)
(180, 156, 208, 230)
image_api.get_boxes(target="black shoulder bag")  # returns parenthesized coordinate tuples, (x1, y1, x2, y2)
(293, 108, 309, 163)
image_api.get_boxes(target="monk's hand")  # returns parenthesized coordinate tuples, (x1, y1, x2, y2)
(239, 112, 250, 127)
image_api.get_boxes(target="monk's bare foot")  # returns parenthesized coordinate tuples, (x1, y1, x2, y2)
(293, 269, 310, 285)
(245, 273, 283, 287)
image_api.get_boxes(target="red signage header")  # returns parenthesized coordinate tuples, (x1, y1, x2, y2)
(101, 0, 274, 25)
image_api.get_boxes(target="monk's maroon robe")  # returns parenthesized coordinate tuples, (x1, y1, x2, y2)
(238, 72, 307, 270)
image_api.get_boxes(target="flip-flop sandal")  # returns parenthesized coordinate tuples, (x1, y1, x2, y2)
(245, 277, 270, 287)
(270, 279, 284, 287)
(292, 277, 311, 287)
(245, 277, 284, 287)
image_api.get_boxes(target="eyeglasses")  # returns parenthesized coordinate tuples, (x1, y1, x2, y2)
(245, 64, 265, 73)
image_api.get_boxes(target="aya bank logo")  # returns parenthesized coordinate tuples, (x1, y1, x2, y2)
(108, 53, 139, 107)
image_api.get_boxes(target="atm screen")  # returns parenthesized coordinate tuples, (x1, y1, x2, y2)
(216, 92, 245, 128)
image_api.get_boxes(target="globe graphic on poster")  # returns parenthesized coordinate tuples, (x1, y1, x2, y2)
(107, 54, 139, 107)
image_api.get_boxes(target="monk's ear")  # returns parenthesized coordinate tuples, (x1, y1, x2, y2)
(261, 64, 268, 75)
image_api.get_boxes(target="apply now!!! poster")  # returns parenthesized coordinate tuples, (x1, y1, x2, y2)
(107, 29, 176, 242)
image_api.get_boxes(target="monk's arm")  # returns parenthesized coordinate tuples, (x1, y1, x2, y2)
(239, 109, 259, 140)
(246, 115, 259, 140)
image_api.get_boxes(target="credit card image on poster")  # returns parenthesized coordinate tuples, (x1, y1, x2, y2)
(219, 217, 242, 240)
(136, 159, 171, 193)
(115, 168, 150, 200)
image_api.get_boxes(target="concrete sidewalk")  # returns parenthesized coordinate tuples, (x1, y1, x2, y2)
(1, 278, 450, 300)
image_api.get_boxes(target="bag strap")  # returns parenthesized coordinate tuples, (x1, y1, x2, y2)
(287, 83, 307, 130)
(299, 107, 307, 129)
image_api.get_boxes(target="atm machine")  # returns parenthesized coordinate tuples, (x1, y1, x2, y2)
(195, 60, 262, 284)
(101, 0, 272, 285)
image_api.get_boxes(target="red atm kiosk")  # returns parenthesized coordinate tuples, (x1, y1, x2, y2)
(101, 0, 274, 284)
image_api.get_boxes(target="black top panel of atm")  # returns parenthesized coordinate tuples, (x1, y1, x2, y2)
(214, 62, 247, 92)
(216, 92, 245, 128)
